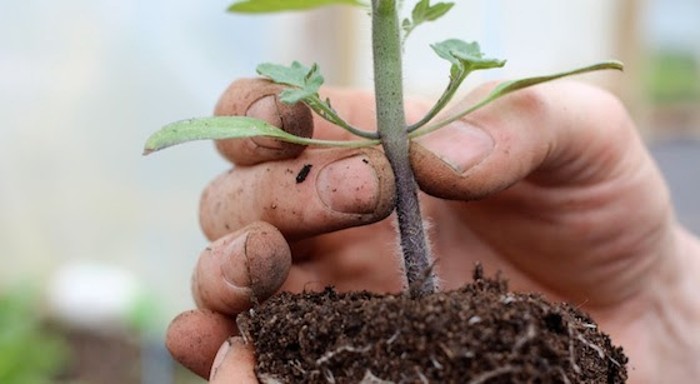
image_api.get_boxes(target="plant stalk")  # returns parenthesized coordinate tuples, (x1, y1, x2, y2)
(371, 0, 436, 298)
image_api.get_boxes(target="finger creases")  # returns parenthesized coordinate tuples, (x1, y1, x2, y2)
(200, 147, 396, 241)
(410, 81, 634, 201)
(192, 222, 291, 314)
(214, 77, 314, 165)
(409, 118, 545, 201)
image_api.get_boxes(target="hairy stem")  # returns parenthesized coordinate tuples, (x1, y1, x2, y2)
(372, 0, 435, 298)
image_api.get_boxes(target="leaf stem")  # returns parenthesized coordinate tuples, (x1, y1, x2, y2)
(410, 60, 624, 138)
(305, 97, 380, 139)
(372, 0, 435, 298)
(406, 68, 468, 132)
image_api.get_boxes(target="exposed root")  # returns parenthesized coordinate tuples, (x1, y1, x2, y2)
(386, 330, 400, 344)
(577, 334, 605, 359)
(414, 367, 429, 384)
(430, 355, 443, 370)
(554, 366, 572, 384)
(316, 344, 372, 365)
(438, 342, 455, 359)
(289, 359, 307, 376)
(512, 317, 537, 353)
(577, 334, 622, 367)
(567, 324, 582, 375)
(258, 373, 284, 384)
(467, 366, 518, 384)
(322, 368, 335, 384)
(359, 370, 393, 384)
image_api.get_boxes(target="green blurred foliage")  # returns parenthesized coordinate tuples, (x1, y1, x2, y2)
(645, 50, 700, 103)
(0, 289, 69, 384)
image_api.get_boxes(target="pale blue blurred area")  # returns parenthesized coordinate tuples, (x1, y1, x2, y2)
(0, 0, 304, 322)
(651, 139, 700, 234)
(396, 0, 618, 95)
(644, 0, 700, 50)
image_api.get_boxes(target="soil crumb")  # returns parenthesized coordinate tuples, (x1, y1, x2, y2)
(241, 268, 627, 383)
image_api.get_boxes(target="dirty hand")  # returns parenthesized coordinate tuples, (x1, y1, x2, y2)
(166, 79, 700, 383)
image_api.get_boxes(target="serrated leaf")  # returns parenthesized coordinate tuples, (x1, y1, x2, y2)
(423, 2, 453, 21)
(411, 0, 430, 24)
(256, 61, 375, 139)
(404, 1, 454, 39)
(279, 88, 316, 104)
(431, 39, 506, 71)
(256, 61, 324, 104)
(255, 61, 309, 88)
(143, 116, 304, 155)
(228, 0, 364, 13)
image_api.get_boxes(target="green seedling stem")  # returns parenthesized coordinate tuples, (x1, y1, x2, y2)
(372, 0, 435, 297)
(143, 0, 623, 299)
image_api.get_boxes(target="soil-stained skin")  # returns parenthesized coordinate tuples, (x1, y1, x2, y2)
(199, 147, 396, 242)
(166, 310, 238, 379)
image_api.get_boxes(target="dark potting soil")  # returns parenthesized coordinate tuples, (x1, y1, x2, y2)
(240, 267, 627, 384)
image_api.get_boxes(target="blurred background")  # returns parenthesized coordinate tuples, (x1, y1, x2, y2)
(1, 0, 698, 382)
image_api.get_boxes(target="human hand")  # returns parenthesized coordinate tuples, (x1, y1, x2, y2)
(166, 79, 700, 383)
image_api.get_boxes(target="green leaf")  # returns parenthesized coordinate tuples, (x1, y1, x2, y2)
(488, 61, 624, 98)
(228, 0, 364, 13)
(144, 117, 302, 154)
(403, 0, 454, 39)
(411, 60, 625, 138)
(256, 61, 324, 104)
(431, 39, 506, 73)
(143, 116, 375, 155)
(404, 39, 505, 132)
(256, 61, 377, 139)
(422, 1, 454, 22)
(411, 0, 430, 24)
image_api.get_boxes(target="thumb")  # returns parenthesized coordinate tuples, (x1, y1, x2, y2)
(210, 337, 258, 383)
(410, 80, 635, 200)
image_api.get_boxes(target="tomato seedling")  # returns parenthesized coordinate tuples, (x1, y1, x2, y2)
(144, 0, 622, 298)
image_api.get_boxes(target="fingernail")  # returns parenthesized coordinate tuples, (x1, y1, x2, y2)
(317, 155, 380, 214)
(219, 234, 252, 288)
(417, 121, 494, 174)
(210, 339, 233, 380)
(247, 96, 285, 150)
(246, 95, 281, 126)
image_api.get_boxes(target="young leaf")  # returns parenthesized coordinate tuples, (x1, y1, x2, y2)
(402, 0, 454, 40)
(407, 40, 505, 132)
(431, 39, 506, 74)
(228, 0, 365, 13)
(486, 61, 624, 101)
(411, 60, 625, 137)
(257, 61, 378, 139)
(256, 61, 324, 104)
(414, 0, 453, 23)
(143, 116, 375, 155)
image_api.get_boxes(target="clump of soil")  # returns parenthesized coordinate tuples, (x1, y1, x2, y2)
(239, 267, 627, 383)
